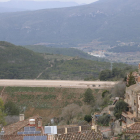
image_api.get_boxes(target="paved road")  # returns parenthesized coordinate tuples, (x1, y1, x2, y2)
(0, 80, 119, 89)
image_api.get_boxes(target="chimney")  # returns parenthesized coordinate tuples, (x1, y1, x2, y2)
(19, 114, 24, 121)
(37, 117, 42, 128)
(95, 125, 99, 132)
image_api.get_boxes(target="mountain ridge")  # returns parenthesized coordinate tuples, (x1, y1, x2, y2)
(0, 1, 79, 12)
(0, 0, 140, 46)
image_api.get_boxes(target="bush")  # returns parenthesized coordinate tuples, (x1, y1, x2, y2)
(102, 90, 109, 98)
(84, 115, 92, 123)
(102, 97, 110, 107)
(4, 101, 20, 116)
(97, 114, 110, 126)
(61, 103, 81, 124)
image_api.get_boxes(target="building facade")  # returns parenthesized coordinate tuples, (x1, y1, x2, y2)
(122, 84, 140, 126)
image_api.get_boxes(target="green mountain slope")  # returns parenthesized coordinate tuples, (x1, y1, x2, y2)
(0, 0, 140, 46)
(39, 58, 134, 80)
(0, 41, 50, 79)
(24, 45, 104, 61)
(0, 41, 135, 80)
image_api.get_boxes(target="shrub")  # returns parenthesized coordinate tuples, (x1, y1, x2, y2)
(102, 90, 109, 98)
(84, 115, 92, 123)
(97, 114, 110, 126)
(114, 100, 128, 119)
(4, 101, 20, 116)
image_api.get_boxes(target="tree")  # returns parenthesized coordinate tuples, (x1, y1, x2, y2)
(83, 88, 94, 104)
(61, 103, 81, 124)
(114, 100, 128, 119)
(4, 101, 20, 116)
(84, 115, 92, 123)
(112, 68, 119, 78)
(0, 98, 6, 127)
(99, 70, 112, 81)
(127, 72, 136, 87)
(111, 82, 126, 98)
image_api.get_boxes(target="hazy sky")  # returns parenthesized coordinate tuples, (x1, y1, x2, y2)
(0, 0, 98, 4)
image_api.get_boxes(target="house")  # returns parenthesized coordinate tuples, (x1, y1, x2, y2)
(122, 84, 140, 127)
(1, 114, 54, 140)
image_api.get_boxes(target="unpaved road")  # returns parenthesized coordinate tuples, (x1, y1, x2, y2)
(0, 80, 119, 89)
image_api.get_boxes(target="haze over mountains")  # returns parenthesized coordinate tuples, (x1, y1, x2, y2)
(0, 0, 140, 47)
(0, 0, 79, 12)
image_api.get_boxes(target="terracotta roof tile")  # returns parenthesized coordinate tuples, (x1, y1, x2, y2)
(127, 84, 140, 93)
(4, 115, 39, 135)
(124, 122, 140, 134)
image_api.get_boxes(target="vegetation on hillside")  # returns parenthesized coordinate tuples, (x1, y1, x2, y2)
(3, 86, 107, 125)
(99, 67, 136, 81)
(4, 101, 20, 116)
(97, 114, 110, 126)
(83, 88, 94, 104)
(24, 45, 105, 61)
(84, 115, 92, 123)
(0, 98, 6, 128)
(0, 41, 136, 80)
(111, 82, 126, 98)
(40, 58, 133, 80)
(126, 72, 136, 87)
(108, 45, 140, 53)
(114, 100, 128, 119)
(0, 41, 50, 79)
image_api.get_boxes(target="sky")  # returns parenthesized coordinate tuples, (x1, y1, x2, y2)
(0, 0, 98, 4)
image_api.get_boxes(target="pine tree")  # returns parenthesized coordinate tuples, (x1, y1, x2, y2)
(83, 88, 94, 104)
(127, 72, 136, 87)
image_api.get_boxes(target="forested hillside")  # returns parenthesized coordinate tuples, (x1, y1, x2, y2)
(39, 58, 135, 80)
(108, 46, 140, 53)
(24, 45, 104, 61)
(0, 41, 50, 79)
(0, 41, 135, 80)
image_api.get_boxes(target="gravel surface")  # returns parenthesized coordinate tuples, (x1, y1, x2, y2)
(0, 80, 118, 89)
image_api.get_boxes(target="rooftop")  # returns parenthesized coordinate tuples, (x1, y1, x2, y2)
(124, 122, 140, 134)
(4, 115, 40, 135)
(122, 112, 135, 119)
(127, 83, 140, 93)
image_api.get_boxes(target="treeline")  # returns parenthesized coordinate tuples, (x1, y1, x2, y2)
(108, 45, 140, 53)
(24, 45, 105, 61)
(40, 58, 135, 80)
(99, 66, 135, 81)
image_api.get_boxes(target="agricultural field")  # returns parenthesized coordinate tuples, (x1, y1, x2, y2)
(2, 86, 108, 125)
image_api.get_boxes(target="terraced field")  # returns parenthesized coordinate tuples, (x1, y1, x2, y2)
(1, 86, 108, 125)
